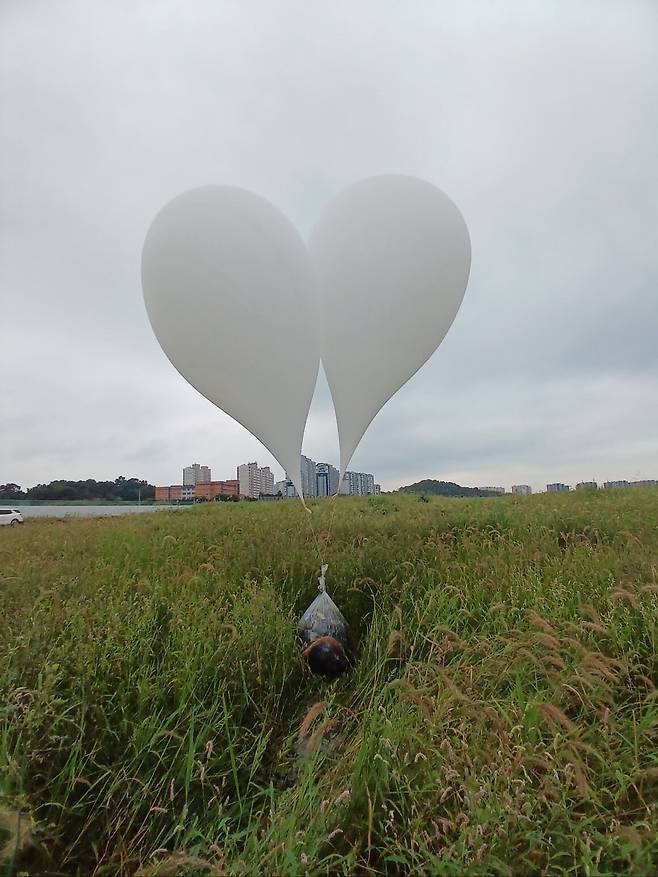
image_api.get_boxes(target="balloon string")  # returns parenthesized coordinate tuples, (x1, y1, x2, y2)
(301, 487, 341, 593)
(301, 497, 327, 589)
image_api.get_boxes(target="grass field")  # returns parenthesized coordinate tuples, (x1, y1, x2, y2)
(1, 490, 657, 876)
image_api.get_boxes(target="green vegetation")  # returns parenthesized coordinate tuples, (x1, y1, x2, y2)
(0, 477, 155, 504)
(1, 490, 658, 876)
(399, 480, 503, 498)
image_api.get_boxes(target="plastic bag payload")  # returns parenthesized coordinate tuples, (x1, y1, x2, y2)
(298, 567, 352, 679)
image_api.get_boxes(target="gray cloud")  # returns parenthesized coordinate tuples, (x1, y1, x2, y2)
(2, 0, 657, 492)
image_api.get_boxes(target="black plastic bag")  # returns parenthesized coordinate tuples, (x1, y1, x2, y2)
(298, 566, 352, 679)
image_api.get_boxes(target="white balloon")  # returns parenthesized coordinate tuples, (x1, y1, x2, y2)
(309, 175, 471, 478)
(142, 186, 318, 498)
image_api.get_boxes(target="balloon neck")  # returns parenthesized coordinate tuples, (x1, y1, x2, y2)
(318, 563, 328, 592)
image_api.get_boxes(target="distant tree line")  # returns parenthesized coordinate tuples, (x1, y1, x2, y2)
(399, 479, 503, 498)
(0, 477, 155, 502)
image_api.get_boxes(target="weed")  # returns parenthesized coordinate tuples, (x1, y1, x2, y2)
(1, 490, 658, 874)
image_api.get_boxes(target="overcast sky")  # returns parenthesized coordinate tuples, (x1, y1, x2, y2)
(2, 1, 657, 493)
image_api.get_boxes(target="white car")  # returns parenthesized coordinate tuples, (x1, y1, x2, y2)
(0, 508, 23, 525)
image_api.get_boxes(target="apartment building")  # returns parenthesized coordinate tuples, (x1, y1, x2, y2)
(237, 462, 261, 499)
(183, 463, 211, 486)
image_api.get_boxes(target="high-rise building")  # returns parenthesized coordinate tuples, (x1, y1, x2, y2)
(300, 455, 318, 498)
(480, 486, 505, 495)
(183, 463, 211, 485)
(511, 485, 532, 496)
(281, 459, 379, 499)
(341, 471, 377, 496)
(547, 483, 570, 493)
(260, 466, 274, 495)
(237, 462, 261, 499)
(603, 480, 630, 490)
(286, 455, 319, 498)
(316, 462, 340, 497)
(631, 480, 658, 488)
(576, 481, 597, 491)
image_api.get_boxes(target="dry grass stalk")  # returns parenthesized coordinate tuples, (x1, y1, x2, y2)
(526, 756, 551, 772)
(579, 653, 618, 683)
(580, 621, 609, 636)
(616, 826, 642, 846)
(581, 604, 603, 624)
(135, 852, 227, 876)
(609, 589, 639, 608)
(387, 630, 406, 654)
(516, 648, 543, 670)
(434, 668, 469, 703)
(389, 678, 435, 720)
(533, 632, 562, 650)
(0, 807, 34, 864)
(298, 701, 327, 740)
(569, 761, 590, 798)
(527, 610, 556, 634)
(537, 703, 577, 733)
(309, 717, 339, 750)
(570, 739, 605, 764)
(544, 653, 566, 671)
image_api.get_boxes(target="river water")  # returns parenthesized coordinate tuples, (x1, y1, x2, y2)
(10, 505, 188, 520)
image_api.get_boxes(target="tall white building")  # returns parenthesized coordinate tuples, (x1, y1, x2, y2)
(511, 485, 532, 496)
(286, 455, 319, 498)
(183, 463, 211, 485)
(280, 458, 380, 499)
(301, 455, 317, 498)
(341, 471, 377, 496)
(260, 466, 274, 495)
(316, 462, 340, 497)
(237, 462, 261, 499)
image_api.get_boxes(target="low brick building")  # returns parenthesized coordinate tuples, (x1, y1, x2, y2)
(155, 480, 239, 502)
(195, 480, 240, 500)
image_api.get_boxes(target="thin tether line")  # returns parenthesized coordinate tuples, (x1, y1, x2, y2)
(301, 487, 341, 592)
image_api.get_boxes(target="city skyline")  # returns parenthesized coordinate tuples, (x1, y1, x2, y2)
(8, 455, 658, 499)
(155, 455, 658, 499)
(155, 454, 382, 499)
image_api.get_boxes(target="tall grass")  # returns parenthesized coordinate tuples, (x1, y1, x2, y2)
(1, 490, 657, 875)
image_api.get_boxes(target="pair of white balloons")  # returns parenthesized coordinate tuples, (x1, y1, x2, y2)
(141, 175, 471, 498)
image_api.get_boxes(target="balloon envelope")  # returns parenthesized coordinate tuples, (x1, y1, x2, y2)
(309, 175, 471, 478)
(142, 186, 318, 497)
